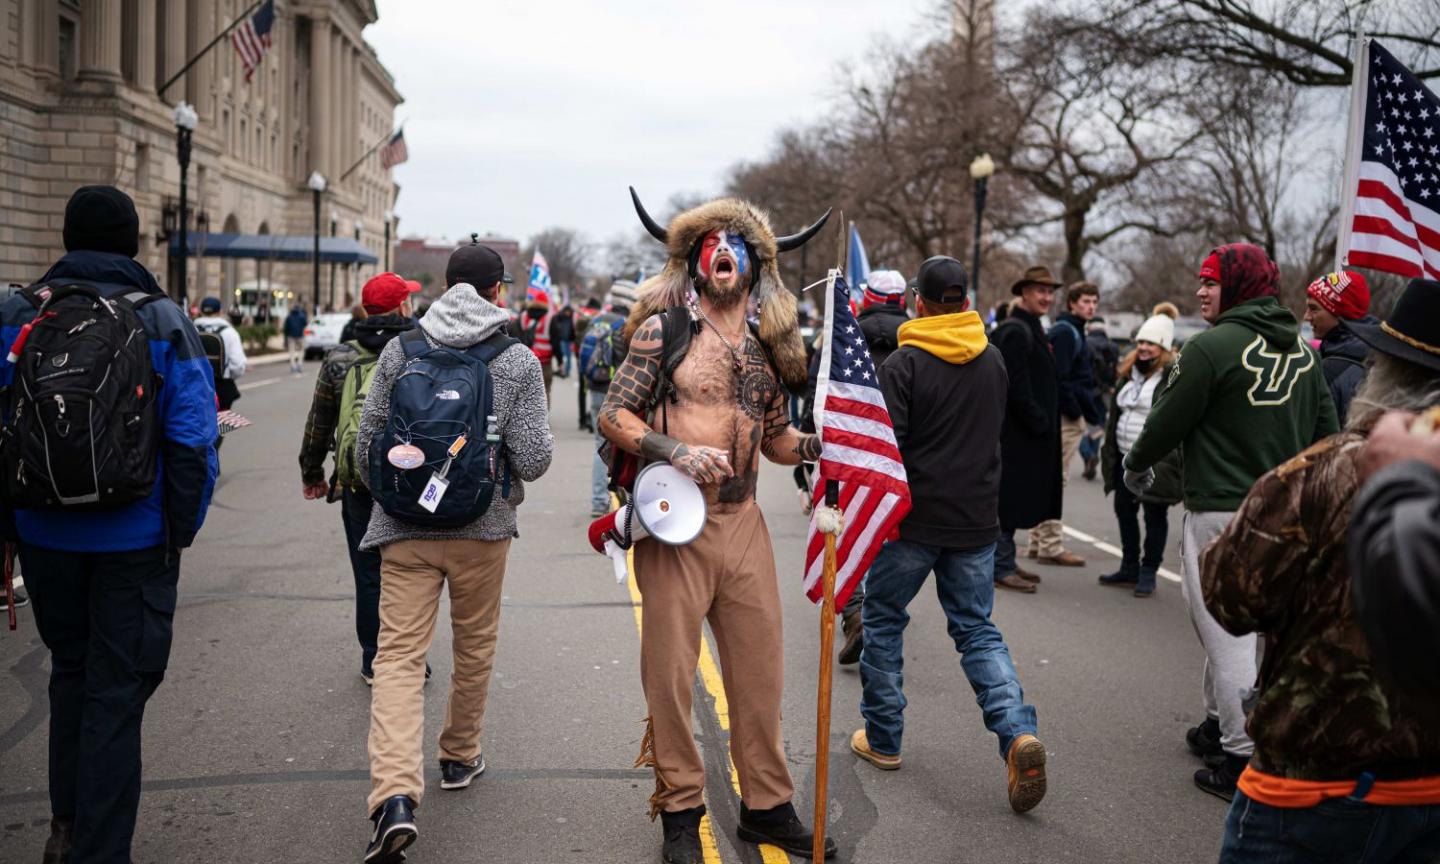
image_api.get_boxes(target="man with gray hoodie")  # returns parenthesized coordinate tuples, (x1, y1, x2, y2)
(354, 241, 553, 864)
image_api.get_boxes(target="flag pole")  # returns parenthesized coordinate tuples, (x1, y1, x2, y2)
(812, 213, 847, 862)
(157, 0, 265, 97)
(1335, 29, 1370, 271)
(339, 122, 405, 184)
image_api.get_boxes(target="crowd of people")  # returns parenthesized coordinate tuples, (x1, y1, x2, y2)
(3, 183, 1439, 864)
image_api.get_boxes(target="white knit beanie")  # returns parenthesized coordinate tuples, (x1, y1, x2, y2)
(1134, 314, 1175, 350)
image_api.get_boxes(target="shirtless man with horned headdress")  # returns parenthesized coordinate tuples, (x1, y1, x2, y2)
(599, 189, 835, 863)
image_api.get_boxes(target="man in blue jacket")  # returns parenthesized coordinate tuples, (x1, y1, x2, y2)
(1, 186, 217, 864)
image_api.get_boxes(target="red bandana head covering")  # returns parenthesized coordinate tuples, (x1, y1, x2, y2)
(1205, 243, 1280, 313)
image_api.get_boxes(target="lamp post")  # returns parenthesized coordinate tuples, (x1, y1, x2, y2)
(173, 101, 199, 306)
(969, 153, 995, 312)
(382, 209, 393, 271)
(307, 171, 326, 312)
(329, 209, 338, 309)
(353, 218, 363, 303)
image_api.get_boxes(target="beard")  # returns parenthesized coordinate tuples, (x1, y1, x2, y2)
(696, 270, 747, 309)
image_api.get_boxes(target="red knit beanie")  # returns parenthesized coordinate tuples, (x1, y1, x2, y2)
(1306, 270, 1371, 321)
(1198, 253, 1221, 283)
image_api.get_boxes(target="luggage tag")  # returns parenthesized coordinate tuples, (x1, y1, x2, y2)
(417, 436, 468, 513)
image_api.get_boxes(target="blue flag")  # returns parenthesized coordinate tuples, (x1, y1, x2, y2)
(847, 222, 870, 305)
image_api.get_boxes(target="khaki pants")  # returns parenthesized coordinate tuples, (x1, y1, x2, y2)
(1029, 414, 1086, 557)
(366, 537, 511, 815)
(633, 503, 794, 815)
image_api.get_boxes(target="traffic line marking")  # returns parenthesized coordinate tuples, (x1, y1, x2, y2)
(237, 378, 281, 392)
(1062, 526, 1182, 583)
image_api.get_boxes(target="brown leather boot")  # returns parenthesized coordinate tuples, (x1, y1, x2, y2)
(838, 610, 863, 665)
(1037, 550, 1086, 567)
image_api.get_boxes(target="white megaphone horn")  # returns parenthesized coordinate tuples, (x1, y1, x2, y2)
(587, 463, 707, 583)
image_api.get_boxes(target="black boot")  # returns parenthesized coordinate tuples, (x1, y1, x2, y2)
(1134, 567, 1158, 598)
(364, 795, 417, 864)
(660, 806, 705, 864)
(737, 802, 837, 859)
(41, 818, 72, 864)
(838, 610, 863, 666)
(1185, 716, 1223, 762)
(1194, 753, 1248, 802)
(1097, 562, 1139, 587)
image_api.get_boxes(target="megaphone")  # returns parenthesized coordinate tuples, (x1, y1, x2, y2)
(587, 463, 707, 583)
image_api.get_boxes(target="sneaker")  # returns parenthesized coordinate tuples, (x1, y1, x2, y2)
(439, 755, 485, 790)
(850, 729, 901, 770)
(364, 795, 417, 864)
(0, 585, 28, 610)
(1081, 456, 1098, 481)
(1194, 753, 1248, 802)
(837, 610, 863, 666)
(797, 488, 813, 516)
(660, 807, 705, 864)
(1006, 734, 1047, 813)
(1186, 717, 1222, 762)
(42, 818, 72, 864)
(361, 669, 374, 687)
(736, 802, 836, 859)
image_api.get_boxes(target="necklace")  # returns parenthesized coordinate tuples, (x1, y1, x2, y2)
(689, 296, 745, 373)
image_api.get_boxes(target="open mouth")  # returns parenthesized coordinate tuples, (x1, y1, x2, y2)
(714, 257, 736, 279)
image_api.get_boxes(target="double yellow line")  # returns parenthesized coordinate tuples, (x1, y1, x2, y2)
(624, 548, 790, 864)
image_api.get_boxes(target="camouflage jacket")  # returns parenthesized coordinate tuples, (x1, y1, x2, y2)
(298, 342, 362, 487)
(1201, 432, 1440, 781)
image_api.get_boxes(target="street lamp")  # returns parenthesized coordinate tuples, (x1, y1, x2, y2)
(329, 208, 338, 309)
(382, 209, 393, 271)
(969, 153, 996, 312)
(173, 101, 198, 306)
(353, 218, 363, 302)
(307, 171, 326, 312)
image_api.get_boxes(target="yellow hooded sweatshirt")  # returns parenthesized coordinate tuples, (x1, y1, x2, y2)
(896, 310, 989, 365)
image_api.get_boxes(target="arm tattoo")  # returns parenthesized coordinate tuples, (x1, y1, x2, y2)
(639, 430, 687, 464)
(793, 433, 822, 461)
(599, 318, 664, 451)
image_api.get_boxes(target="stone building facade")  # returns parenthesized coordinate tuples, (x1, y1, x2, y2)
(0, 0, 403, 313)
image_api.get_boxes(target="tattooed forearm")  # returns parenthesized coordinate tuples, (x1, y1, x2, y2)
(640, 431, 732, 484)
(793, 434, 821, 461)
(599, 317, 665, 454)
(639, 430, 686, 464)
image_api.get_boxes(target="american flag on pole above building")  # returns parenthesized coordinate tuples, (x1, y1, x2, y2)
(231, 0, 275, 83)
(1337, 40, 1440, 279)
(803, 271, 911, 608)
(379, 129, 409, 170)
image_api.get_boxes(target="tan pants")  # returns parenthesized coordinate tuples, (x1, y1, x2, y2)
(633, 502, 794, 815)
(1029, 414, 1086, 556)
(366, 537, 511, 815)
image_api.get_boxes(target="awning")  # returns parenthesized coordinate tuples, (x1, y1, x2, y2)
(167, 232, 378, 265)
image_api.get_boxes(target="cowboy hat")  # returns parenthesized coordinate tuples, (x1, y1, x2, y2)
(1010, 265, 1062, 297)
(1349, 278, 1440, 373)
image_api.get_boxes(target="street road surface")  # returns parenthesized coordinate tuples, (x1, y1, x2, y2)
(1, 357, 1231, 863)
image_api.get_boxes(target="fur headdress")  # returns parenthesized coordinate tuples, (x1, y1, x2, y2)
(624, 188, 829, 393)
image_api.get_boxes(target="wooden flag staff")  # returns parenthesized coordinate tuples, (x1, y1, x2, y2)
(812, 214, 848, 861)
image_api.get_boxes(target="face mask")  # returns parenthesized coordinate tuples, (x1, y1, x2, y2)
(1135, 356, 1157, 374)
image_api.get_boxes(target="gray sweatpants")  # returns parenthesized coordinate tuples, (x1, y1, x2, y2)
(1179, 510, 1256, 758)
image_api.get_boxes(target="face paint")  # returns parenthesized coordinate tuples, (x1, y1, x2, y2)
(697, 229, 749, 280)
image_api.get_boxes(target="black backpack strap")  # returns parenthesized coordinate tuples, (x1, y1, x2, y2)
(467, 331, 520, 365)
(399, 328, 431, 359)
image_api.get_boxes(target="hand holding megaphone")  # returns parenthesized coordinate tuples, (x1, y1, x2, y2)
(587, 464, 708, 583)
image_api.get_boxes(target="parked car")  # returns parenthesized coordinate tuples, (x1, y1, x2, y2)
(303, 312, 353, 359)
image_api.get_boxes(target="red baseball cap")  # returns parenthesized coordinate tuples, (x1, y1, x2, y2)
(362, 272, 420, 314)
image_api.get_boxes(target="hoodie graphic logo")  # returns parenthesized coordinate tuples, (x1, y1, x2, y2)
(1240, 335, 1315, 406)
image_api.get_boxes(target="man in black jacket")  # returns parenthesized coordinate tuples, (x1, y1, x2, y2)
(849, 256, 1047, 815)
(989, 266, 1064, 593)
(1305, 269, 1374, 425)
(1028, 281, 1102, 567)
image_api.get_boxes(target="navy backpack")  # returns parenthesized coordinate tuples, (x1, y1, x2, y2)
(369, 329, 516, 527)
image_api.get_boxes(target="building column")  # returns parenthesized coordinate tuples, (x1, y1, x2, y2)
(78, 0, 124, 82)
(330, 27, 343, 178)
(188, 0, 215, 119)
(125, 0, 156, 91)
(309, 16, 331, 177)
(159, 0, 186, 101)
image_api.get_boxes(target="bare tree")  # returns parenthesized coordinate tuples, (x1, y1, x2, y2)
(519, 227, 591, 300)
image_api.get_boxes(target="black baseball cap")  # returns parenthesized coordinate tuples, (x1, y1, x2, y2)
(446, 236, 514, 288)
(915, 256, 969, 304)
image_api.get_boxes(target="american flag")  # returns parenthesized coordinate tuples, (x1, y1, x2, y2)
(231, 0, 275, 83)
(803, 271, 911, 608)
(528, 250, 552, 305)
(379, 130, 409, 170)
(1339, 40, 1440, 279)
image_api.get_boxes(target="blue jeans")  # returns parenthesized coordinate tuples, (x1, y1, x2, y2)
(859, 539, 1037, 759)
(993, 528, 1017, 579)
(1220, 791, 1440, 863)
(559, 339, 574, 375)
(590, 390, 609, 513)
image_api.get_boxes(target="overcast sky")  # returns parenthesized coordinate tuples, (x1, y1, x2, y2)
(366, 0, 932, 246)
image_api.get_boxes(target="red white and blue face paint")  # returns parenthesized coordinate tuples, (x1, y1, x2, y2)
(697, 229, 748, 281)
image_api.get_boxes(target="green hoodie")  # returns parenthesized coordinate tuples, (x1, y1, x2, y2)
(1125, 297, 1339, 512)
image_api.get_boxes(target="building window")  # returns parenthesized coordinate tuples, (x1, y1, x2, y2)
(222, 108, 231, 149)
(57, 12, 78, 80)
(239, 118, 247, 161)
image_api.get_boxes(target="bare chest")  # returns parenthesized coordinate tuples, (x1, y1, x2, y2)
(671, 328, 777, 420)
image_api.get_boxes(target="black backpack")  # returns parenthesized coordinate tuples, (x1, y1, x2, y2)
(369, 329, 517, 527)
(1, 281, 160, 510)
(195, 320, 228, 383)
(514, 313, 540, 349)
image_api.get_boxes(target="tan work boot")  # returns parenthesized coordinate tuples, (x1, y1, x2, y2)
(851, 729, 901, 770)
(1037, 550, 1086, 567)
(1006, 734, 1048, 813)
